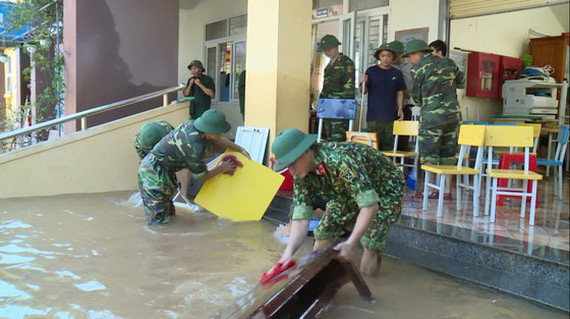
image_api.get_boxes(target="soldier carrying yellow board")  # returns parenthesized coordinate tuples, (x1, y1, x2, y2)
(137, 110, 249, 225)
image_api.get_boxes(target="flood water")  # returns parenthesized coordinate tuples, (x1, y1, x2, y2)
(0, 192, 566, 318)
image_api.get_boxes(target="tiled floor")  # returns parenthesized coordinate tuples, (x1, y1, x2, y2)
(402, 174, 569, 265)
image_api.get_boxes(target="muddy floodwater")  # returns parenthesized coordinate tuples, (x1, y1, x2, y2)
(0, 192, 566, 318)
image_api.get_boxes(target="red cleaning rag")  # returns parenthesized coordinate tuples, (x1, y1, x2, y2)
(259, 260, 296, 284)
(221, 154, 243, 176)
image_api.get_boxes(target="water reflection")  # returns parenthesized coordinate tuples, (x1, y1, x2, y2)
(0, 192, 284, 318)
(0, 192, 565, 318)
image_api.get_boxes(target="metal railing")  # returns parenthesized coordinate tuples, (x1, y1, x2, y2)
(0, 84, 184, 143)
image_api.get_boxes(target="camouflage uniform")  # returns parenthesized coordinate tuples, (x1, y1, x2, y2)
(321, 54, 356, 142)
(134, 121, 174, 159)
(291, 142, 404, 252)
(366, 121, 393, 151)
(411, 54, 465, 164)
(186, 75, 216, 119)
(138, 120, 208, 225)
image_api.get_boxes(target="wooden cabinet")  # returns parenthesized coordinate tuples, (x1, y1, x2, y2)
(529, 33, 569, 84)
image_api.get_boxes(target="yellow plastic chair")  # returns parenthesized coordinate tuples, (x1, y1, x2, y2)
(483, 126, 543, 225)
(495, 123, 541, 155)
(382, 121, 419, 170)
(518, 123, 542, 154)
(421, 125, 486, 218)
(346, 131, 378, 149)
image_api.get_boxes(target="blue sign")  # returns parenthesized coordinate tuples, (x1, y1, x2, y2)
(0, 1, 31, 42)
(315, 8, 329, 18)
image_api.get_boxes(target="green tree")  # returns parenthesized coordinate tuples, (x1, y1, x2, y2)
(4, 0, 64, 127)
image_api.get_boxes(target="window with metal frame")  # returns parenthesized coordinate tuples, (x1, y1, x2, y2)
(205, 14, 247, 103)
(350, 0, 389, 12)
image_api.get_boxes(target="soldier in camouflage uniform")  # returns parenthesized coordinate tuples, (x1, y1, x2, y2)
(134, 121, 174, 159)
(183, 60, 216, 119)
(269, 128, 404, 276)
(138, 110, 249, 225)
(319, 34, 356, 142)
(404, 40, 465, 197)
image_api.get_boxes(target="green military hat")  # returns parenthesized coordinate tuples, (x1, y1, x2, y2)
(138, 122, 172, 152)
(374, 42, 397, 60)
(389, 40, 405, 55)
(319, 34, 342, 51)
(403, 39, 432, 57)
(194, 109, 231, 133)
(272, 128, 317, 171)
(188, 60, 205, 72)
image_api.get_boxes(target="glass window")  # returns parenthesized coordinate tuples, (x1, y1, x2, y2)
(205, 15, 247, 102)
(367, 18, 380, 67)
(206, 20, 228, 41)
(229, 15, 247, 36)
(233, 42, 246, 99)
(382, 14, 389, 45)
(312, 0, 343, 18)
(342, 18, 351, 54)
(350, 0, 389, 12)
(218, 43, 232, 102)
(206, 47, 217, 77)
(354, 20, 364, 88)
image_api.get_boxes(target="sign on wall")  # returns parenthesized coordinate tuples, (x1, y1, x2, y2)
(394, 27, 429, 45)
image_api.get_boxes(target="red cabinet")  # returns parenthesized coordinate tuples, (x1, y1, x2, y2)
(499, 56, 522, 97)
(467, 52, 501, 98)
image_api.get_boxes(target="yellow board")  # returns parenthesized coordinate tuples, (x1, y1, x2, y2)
(194, 150, 285, 222)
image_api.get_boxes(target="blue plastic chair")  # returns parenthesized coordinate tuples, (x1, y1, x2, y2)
(316, 98, 356, 142)
(537, 125, 569, 200)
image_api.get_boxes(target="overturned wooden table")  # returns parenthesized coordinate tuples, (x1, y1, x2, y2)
(222, 246, 374, 319)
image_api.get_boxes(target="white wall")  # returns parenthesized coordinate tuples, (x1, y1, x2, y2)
(450, 3, 570, 121)
(178, 0, 248, 138)
(450, 3, 569, 58)
(390, 0, 440, 43)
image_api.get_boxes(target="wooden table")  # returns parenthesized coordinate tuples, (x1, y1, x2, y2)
(223, 245, 373, 318)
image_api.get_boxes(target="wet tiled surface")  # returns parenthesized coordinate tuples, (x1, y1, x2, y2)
(273, 175, 569, 265)
(402, 176, 569, 265)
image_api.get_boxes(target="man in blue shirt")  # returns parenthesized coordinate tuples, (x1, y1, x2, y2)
(362, 43, 406, 151)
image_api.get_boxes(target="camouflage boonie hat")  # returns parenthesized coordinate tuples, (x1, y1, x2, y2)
(403, 39, 432, 57)
(374, 43, 397, 60)
(272, 128, 317, 171)
(188, 60, 205, 72)
(138, 122, 172, 152)
(194, 109, 231, 134)
(319, 34, 341, 51)
(389, 40, 405, 55)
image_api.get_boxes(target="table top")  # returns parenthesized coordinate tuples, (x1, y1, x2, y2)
(542, 127, 560, 133)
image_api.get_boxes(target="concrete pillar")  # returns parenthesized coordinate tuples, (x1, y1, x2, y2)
(244, 0, 312, 143)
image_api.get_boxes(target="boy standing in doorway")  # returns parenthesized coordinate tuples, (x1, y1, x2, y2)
(362, 43, 406, 151)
